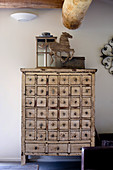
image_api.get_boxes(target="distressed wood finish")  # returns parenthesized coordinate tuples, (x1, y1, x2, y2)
(21, 68, 97, 165)
(0, 0, 63, 8)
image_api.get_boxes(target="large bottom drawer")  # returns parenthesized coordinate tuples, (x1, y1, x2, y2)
(26, 144, 45, 153)
(48, 144, 68, 153)
(70, 143, 90, 153)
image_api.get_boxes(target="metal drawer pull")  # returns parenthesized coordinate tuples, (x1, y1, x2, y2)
(35, 146, 37, 150)
(63, 123, 65, 127)
(75, 101, 77, 104)
(63, 90, 66, 93)
(29, 90, 32, 93)
(57, 147, 60, 150)
(52, 101, 54, 104)
(41, 79, 44, 82)
(86, 89, 89, 93)
(63, 78, 66, 81)
(85, 133, 88, 137)
(40, 123, 43, 128)
(80, 148, 82, 151)
(41, 90, 44, 93)
(85, 101, 88, 104)
(29, 78, 32, 81)
(52, 123, 54, 126)
(74, 123, 76, 127)
(74, 112, 76, 115)
(74, 78, 77, 82)
(29, 134, 32, 137)
(75, 89, 77, 92)
(29, 123, 32, 126)
(29, 101, 32, 105)
(51, 134, 54, 138)
(62, 134, 65, 137)
(29, 112, 31, 115)
(85, 111, 88, 115)
(52, 89, 55, 94)
(74, 135, 76, 138)
(40, 112, 43, 116)
(63, 112, 65, 116)
(40, 135, 43, 138)
(63, 101, 66, 104)
(86, 78, 89, 82)
(52, 79, 55, 82)
(40, 101, 43, 104)
(85, 123, 88, 127)
(52, 112, 54, 115)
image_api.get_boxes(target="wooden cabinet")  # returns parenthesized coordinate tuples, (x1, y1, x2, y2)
(21, 68, 97, 165)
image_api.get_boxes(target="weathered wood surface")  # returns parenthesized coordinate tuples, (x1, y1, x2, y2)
(21, 68, 96, 165)
(0, 0, 63, 8)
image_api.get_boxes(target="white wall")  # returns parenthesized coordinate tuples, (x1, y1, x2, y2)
(0, 0, 113, 161)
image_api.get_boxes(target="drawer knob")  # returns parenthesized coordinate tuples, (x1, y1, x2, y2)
(40, 101, 43, 104)
(52, 101, 54, 104)
(52, 123, 54, 126)
(29, 78, 32, 81)
(35, 146, 38, 150)
(57, 147, 60, 150)
(74, 135, 76, 138)
(85, 123, 88, 127)
(63, 123, 65, 127)
(85, 111, 88, 115)
(85, 101, 88, 104)
(85, 133, 88, 137)
(63, 90, 66, 94)
(29, 112, 32, 115)
(63, 112, 65, 116)
(63, 78, 66, 81)
(52, 79, 55, 82)
(74, 112, 76, 116)
(29, 134, 32, 137)
(40, 123, 43, 128)
(40, 112, 43, 116)
(41, 89, 44, 93)
(74, 123, 76, 127)
(29, 90, 32, 93)
(63, 101, 66, 104)
(62, 134, 65, 137)
(41, 79, 44, 82)
(40, 135, 43, 138)
(86, 89, 89, 93)
(80, 147, 82, 151)
(75, 101, 77, 104)
(51, 134, 54, 138)
(86, 78, 89, 82)
(52, 112, 54, 115)
(74, 78, 77, 82)
(29, 123, 32, 126)
(75, 89, 77, 93)
(29, 101, 32, 105)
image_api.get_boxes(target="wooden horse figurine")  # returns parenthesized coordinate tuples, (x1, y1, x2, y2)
(49, 32, 75, 65)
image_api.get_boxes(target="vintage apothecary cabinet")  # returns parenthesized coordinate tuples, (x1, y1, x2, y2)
(21, 68, 97, 165)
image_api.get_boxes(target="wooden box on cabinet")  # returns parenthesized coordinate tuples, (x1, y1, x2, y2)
(20, 68, 97, 165)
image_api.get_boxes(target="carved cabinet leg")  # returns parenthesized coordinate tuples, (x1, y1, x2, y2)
(21, 155, 26, 165)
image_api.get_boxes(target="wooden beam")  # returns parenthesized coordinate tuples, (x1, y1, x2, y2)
(0, 0, 64, 8)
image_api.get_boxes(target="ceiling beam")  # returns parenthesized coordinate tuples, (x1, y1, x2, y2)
(0, 0, 64, 8)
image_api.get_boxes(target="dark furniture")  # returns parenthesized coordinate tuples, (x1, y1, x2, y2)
(81, 146, 113, 170)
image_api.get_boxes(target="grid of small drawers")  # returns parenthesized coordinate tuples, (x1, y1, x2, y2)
(25, 74, 92, 143)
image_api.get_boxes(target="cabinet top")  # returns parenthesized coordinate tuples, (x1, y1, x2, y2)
(20, 68, 97, 73)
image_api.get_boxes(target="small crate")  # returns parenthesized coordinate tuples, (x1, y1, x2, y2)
(61, 56, 85, 69)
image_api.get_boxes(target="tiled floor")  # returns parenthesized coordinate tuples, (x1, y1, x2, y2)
(0, 161, 81, 170)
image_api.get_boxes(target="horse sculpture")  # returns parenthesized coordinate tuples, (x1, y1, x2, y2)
(49, 32, 75, 65)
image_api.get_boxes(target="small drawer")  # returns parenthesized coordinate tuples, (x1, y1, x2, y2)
(69, 76, 80, 85)
(37, 98, 46, 107)
(59, 98, 68, 107)
(70, 97, 80, 107)
(71, 109, 80, 118)
(37, 109, 46, 119)
(59, 121, 68, 130)
(70, 131, 80, 140)
(48, 98, 57, 107)
(49, 131, 57, 140)
(82, 98, 91, 107)
(48, 76, 58, 84)
(48, 121, 57, 130)
(49, 87, 58, 96)
(26, 87, 35, 96)
(59, 110, 68, 119)
(37, 120, 46, 130)
(37, 87, 46, 96)
(26, 143, 45, 153)
(26, 120, 35, 129)
(37, 131, 46, 140)
(48, 144, 68, 153)
(26, 131, 35, 140)
(26, 76, 35, 85)
(82, 131, 91, 140)
(25, 98, 35, 107)
(82, 76, 91, 85)
(60, 86, 69, 96)
(60, 76, 69, 84)
(71, 120, 80, 129)
(71, 86, 80, 96)
(82, 87, 91, 96)
(82, 109, 91, 118)
(26, 109, 35, 118)
(70, 144, 90, 153)
(37, 76, 46, 85)
(82, 120, 91, 129)
(59, 132, 68, 141)
(48, 110, 57, 119)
